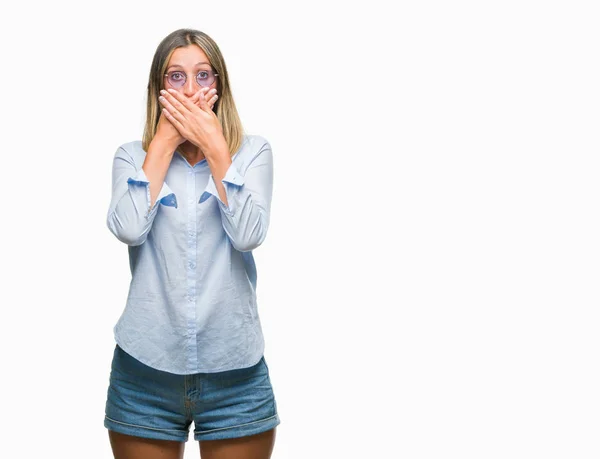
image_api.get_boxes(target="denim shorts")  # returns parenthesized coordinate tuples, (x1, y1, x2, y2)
(104, 344, 280, 442)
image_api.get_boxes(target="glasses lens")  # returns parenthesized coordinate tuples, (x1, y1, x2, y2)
(167, 71, 186, 88)
(196, 69, 215, 87)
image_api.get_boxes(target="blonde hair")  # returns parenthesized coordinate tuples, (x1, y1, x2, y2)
(142, 28, 245, 156)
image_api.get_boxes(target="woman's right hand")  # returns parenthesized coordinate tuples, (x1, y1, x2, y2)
(154, 87, 219, 151)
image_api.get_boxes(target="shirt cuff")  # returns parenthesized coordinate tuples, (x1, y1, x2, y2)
(199, 162, 244, 215)
(127, 167, 178, 218)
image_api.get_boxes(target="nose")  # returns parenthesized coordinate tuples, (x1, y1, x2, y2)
(183, 77, 197, 98)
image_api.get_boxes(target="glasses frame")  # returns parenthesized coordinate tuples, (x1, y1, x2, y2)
(163, 69, 220, 88)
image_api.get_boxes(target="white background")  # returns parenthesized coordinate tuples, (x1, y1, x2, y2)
(1, 1, 598, 458)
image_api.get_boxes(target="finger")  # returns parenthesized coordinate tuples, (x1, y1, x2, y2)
(197, 88, 212, 113)
(197, 87, 211, 99)
(192, 87, 210, 106)
(159, 91, 187, 119)
(190, 87, 202, 103)
(166, 88, 195, 113)
(159, 96, 187, 125)
(205, 94, 216, 111)
(158, 94, 178, 115)
(161, 108, 185, 133)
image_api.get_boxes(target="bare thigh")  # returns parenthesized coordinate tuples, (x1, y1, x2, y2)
(108, 430, 185, 459)
(199, 427, 276, 459)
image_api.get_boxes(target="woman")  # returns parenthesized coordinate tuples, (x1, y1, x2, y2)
(103, 28, 279, 459)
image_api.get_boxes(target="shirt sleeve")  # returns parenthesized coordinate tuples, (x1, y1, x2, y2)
(106, 145, 178, 246)
(199, 140, 274, 252)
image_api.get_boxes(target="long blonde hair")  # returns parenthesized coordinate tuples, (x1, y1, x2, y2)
(142, 28, 245, 156)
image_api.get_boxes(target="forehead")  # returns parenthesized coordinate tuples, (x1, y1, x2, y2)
(167, 45, 211, 69)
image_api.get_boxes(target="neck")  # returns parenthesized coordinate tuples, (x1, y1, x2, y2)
(179, 141, 205, 162)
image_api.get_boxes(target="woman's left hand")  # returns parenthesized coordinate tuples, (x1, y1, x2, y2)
(159, 88, 229, 160)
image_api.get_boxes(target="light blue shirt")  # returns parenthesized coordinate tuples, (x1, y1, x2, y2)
(106, 134, 274, 374)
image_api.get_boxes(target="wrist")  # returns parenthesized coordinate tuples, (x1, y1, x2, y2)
(206, 146, 231, 164)
(205, 138, 231, 163)
(149, 138, 177, 157)
(206, 152, 232, 178)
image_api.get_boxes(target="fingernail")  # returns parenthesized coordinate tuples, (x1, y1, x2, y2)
(160, 89, 166, 95)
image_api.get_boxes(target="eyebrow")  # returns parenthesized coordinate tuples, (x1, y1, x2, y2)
(167, 62, 211, 70)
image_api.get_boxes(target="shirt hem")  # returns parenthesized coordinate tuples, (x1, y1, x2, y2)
(113, 330, 265, 375)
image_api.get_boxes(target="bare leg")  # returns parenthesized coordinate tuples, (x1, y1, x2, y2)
(199, 427, 276, 459)
(108, 430, 186, 459)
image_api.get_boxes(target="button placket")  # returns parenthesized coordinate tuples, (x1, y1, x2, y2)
(185, 166, 198, 371)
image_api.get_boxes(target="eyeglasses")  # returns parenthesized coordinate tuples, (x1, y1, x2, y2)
(163, 69, 219, 88)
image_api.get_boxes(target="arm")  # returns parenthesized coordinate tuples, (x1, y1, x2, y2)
(106, 141, 178, 246)
(200, 140, 274, 252)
